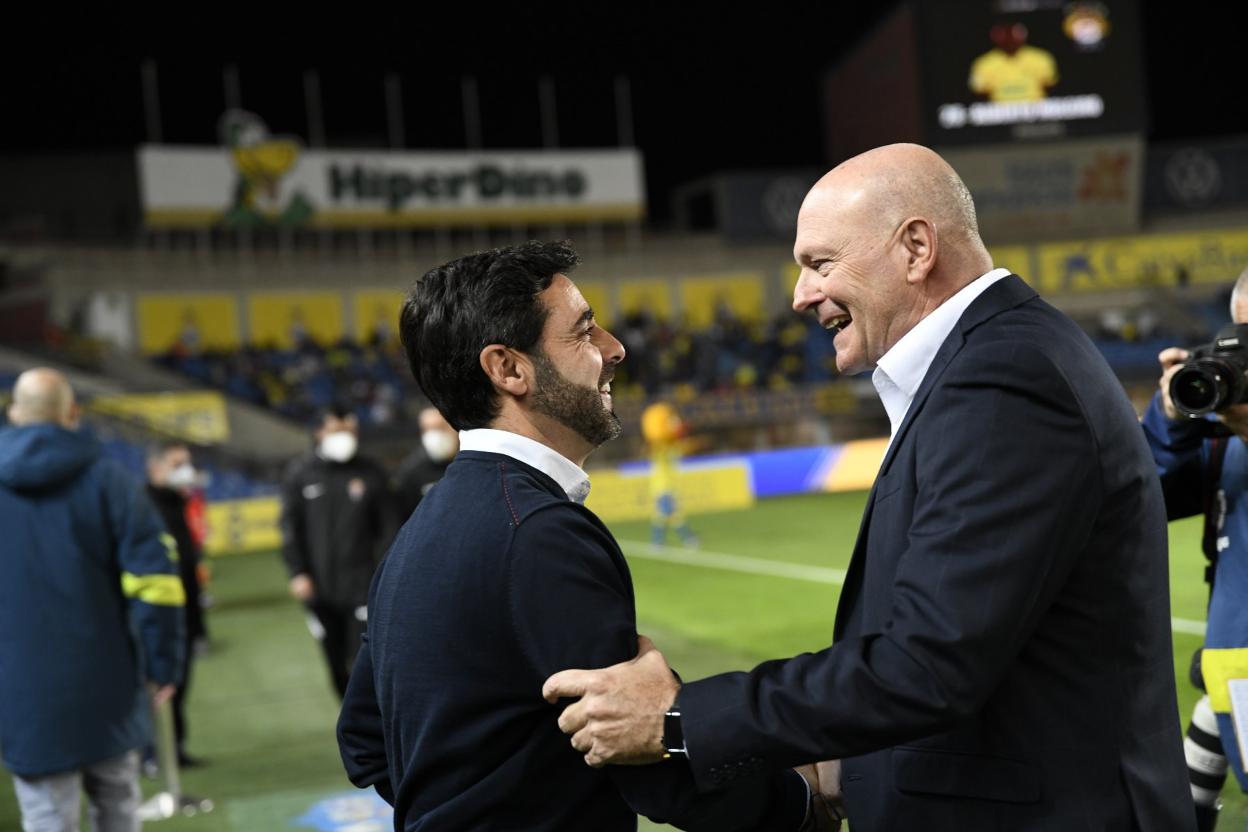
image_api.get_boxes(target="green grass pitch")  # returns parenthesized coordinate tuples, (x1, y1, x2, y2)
(0, 491, 1237, 830)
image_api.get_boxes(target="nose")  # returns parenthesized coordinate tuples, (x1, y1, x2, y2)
(596, 325, 626, 367)
(792, 268, 823, 314)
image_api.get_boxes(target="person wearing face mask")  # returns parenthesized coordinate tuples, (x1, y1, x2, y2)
(280, 403, 396, 699)
(392, 406, 459, 521)
(146, 440, 208, 769)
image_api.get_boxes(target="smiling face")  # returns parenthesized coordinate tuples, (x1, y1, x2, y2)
(792, 186, 915, 375)
(528, 274, 626, 450)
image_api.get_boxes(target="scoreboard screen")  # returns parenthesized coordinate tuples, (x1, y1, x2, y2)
(917, 0, 1146, 145)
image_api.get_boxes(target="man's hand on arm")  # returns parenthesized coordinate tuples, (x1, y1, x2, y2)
(542, 635, 679, 767)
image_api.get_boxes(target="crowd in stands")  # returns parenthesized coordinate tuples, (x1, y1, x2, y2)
(152, 293, 1230, 428)
(156, 308, 841, 428)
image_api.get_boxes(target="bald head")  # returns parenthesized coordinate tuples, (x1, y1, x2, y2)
(792, 144, 995, 375)
(804, 143, 982, 249)
(8, 368, 79, 428)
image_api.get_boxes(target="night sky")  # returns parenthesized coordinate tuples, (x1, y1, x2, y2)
(2, 2, 1244, 222)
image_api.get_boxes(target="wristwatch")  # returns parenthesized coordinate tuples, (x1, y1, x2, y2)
(661, 699, 686, 758)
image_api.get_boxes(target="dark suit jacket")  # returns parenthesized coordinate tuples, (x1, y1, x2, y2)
(679, 276, 1194, 831)
(337, 451, 806, 831)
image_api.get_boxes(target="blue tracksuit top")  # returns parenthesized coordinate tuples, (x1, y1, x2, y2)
(0, 424, 185, 777)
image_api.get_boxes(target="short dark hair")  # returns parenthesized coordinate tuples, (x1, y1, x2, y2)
(146, 439, 189, 462)
(400, 240, 579, 430)
(317, 401, 355, 426)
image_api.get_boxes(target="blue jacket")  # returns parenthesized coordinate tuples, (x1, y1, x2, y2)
(337, 451, 807, 831)
(0, 425, 185, 777)
(1143, 393, 1248, 790)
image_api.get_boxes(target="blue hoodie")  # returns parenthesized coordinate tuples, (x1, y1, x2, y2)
(0, 424, 185, 777)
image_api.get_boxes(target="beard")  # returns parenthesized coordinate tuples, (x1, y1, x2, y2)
(530, 351, 621, 448)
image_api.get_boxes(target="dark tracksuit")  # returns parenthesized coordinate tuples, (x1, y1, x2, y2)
(392, 447, 450, 522)
(281, 451, 395, 698)
(0, 425, 185, 778)
(147, 484, 205, 758)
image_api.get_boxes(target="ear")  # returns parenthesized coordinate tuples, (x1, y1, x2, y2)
(899, 217, 937, 285)
(479, 344, 531, 399)
(63, 402, 82, 431)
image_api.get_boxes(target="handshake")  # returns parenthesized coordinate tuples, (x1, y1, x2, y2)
(795, 761, 846, 831)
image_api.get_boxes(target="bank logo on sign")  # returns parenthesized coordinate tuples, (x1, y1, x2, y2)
(219, 110, 315, 228)
(1165, 148, 1222, 207)
(293, 789, 393, 831)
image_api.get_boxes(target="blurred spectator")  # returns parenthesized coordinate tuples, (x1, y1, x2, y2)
(146, 440, 209, 769)
(393, 407, 458, 521)
(641, 402, 699, 548)
(157, 292, 1223, 426)
(0, 368, 184, 832)
(280, 403, 396, 699)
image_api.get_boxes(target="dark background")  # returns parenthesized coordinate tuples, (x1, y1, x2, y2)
(1, 2, 1242, 223)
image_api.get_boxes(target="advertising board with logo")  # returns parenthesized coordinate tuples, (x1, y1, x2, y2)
(138, 111, 646, 230)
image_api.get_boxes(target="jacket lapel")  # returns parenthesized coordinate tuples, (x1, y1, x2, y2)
(832, 275, 1036, 639)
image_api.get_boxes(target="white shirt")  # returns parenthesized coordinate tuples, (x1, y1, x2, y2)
(458, 428, 592, 504)
(873, 268, 1012, 443)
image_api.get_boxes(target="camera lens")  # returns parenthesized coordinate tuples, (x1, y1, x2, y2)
(1171, 365, 1225, 416)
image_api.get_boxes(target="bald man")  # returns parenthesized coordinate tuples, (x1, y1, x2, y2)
(0, 369, 185, 832)
(544, 145, 1194, 831)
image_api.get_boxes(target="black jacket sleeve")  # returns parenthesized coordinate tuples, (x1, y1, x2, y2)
(279, 457, 312, 578)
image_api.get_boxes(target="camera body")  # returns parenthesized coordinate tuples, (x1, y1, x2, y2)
(1170, 323, 1248, 417)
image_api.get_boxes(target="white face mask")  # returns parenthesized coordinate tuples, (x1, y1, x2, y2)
(165, 463, 197, 489)
(320, 431, 358, 463)
(421, 430, 458, 463)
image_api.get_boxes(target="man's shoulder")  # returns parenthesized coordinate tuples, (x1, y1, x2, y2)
(445, 453, 609, 531)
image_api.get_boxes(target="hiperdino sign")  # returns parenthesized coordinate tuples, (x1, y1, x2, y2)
(138, 144, 645, 229)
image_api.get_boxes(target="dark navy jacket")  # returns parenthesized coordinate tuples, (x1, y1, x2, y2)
(338, 451, 806, 831)
(0, 425, 185, 777)
(677, 277, 1194, 831)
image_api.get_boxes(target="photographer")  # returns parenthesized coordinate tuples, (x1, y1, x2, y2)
(1142, 268, 1248, 832)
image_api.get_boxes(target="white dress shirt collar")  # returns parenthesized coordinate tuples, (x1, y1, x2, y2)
(458, 428, 592, 504)
(873, 268, 1012, 441)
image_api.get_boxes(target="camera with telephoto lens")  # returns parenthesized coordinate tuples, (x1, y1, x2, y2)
(1169, 323, 1248, 417)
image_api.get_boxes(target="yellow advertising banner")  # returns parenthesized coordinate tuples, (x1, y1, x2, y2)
(587, 461, 754, 523)
(617, 279, 674, 322)
(203, 496, 282, 556)
(136, 294, 241, 355)
(1034, 229, 1248, 294)
(90, 391, 230, 444)
(248, 292, 344, 348)
(823, 438, 890, 493)
(781, 262, 801, 295)
(353, 290, 405, 345)
(576, 282, 612, 327)
(679, 273, 766, 328)
(987, 245, 1032, 283)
